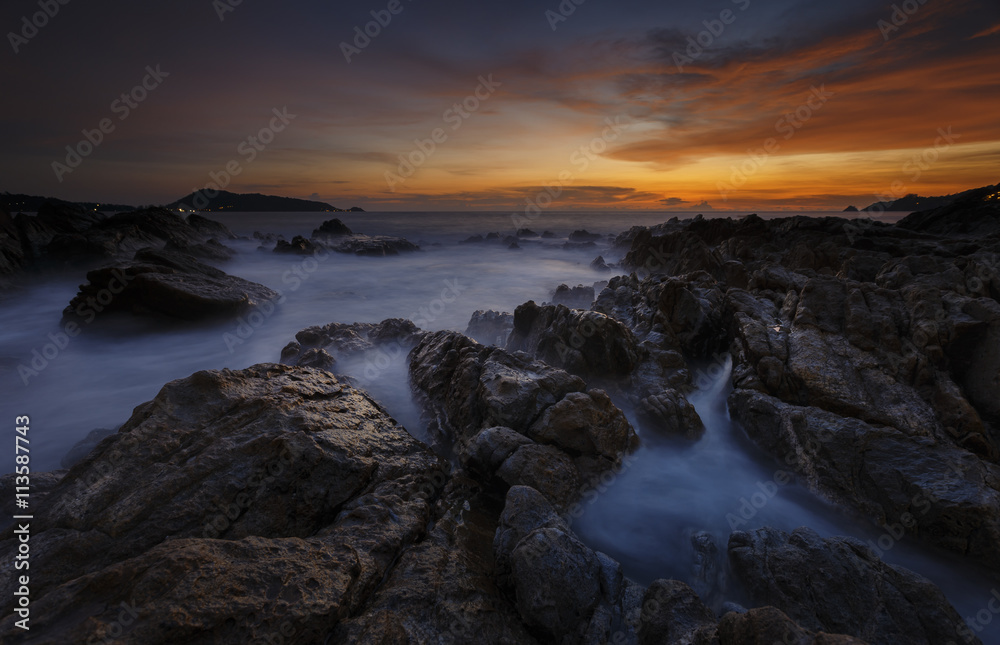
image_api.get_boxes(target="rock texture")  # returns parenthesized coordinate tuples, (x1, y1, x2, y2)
(0, 364, 450, 643)
(63, 247, 279, 321)
(410, 330, 638, 509)
(728, 527, 979, 645)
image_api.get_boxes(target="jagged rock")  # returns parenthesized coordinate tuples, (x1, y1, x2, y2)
(493, 486, 645, 643)
(517, 228, 540, 238)
(591, 255, 613, 271)
(506, 301, 640, 381)
(0, 364, 447, 643)
(310, 217, 353, 238)
(281, 318, 422, 367)
(60, 427, 117, 468)
(465, 309, 514, 346)
(551, 283, 596, 309)
(638, 578, 717, 645)
(717, 607, 869, 644)
(409, 331, 637, 509)
(728, 389, 1000, 568)
(728, 527, 980, 644)
(636, 389, 705, 439)
(63, 247, 280, 321)
(273, 235, 320, 254)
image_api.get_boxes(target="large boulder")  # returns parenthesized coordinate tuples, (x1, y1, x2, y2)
(63, 248, 280, 321)
(729, 389, 1000, 568)
(506, 301, 641, 381)
(728, 527, 980, 645)
(0, 364, 448, 643)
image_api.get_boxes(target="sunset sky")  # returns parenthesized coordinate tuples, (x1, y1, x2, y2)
(1, 0, 998, 211)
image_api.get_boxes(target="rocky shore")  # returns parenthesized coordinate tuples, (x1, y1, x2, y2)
(2, 189, 998, 643)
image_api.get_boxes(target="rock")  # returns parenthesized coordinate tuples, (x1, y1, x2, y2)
(638, 578, 717, 645)
(717, 607, 869, 644)
(273, 234, 320, 254)
(9, 204, 233, 269)
(311, 217, 353, 237)
(333, 478, 537, 643)
(509, 527, 603, 638)
(0, 364, 448, 643)
(63, 248, 280, 321)
(493, 486, 644, 643)
(541, 230, 558, 239)
(465, 309, 514, 346)
(570, 230, 603, 242)
(636, 388, 705, 439)
(60, 427, 118, 468)
(591, 255, 613, 271)
(0, 470, 66, 530)
(517, 228, 540, 238)
(281, 318, 422, 367)
(551, 283, 596, 309)
(185, 213, 236, 240)
(528, 390, 638, 460)
(728, 388, 1000, 568)
(409, 331, 637, 508)
(506, 301, 641, 381)
(460, 234, 485, 244)
(326, 234, 419, 256)
(728, 527, 980, 644)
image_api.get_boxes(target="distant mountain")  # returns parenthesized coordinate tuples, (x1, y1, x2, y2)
(2, 192, 133, 213)
(860, 186, 991, 212)
(168, 190, 345, 212)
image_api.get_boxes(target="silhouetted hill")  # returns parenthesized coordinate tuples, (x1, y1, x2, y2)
(1, 192, 133, 213)
(896, 184, 1000, 236)
(167, 190, 344, 212)
(861, 186, 992, 212)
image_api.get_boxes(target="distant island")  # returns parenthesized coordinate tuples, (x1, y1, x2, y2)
(856, 185, 995, 212)
(1, 192, 133, 213)
(168, 190, 365, 213)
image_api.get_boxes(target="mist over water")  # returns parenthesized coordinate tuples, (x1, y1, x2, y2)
(0, 210, 990, 637)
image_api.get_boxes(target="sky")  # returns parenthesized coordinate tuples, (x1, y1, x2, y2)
(1, 0, 998, 212)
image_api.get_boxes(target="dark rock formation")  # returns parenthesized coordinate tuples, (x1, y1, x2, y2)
(551, 283, 596, 309)
(465, 309, 514, 346)
(728, 527, 979, 644)
(64, 248, 279, 321)
(0, 364, 449, 643)
(310, 217, 353, 238)
(506, 301, 640, 381)
(410, 330, 638, 509)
